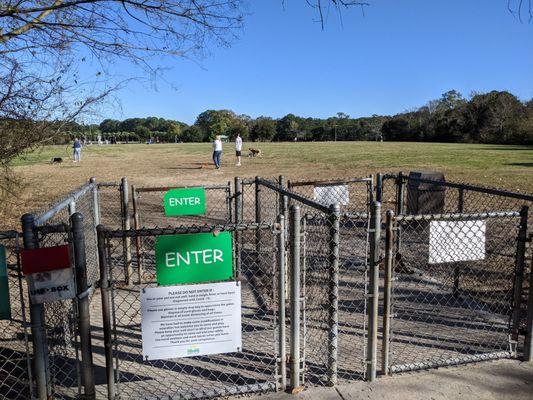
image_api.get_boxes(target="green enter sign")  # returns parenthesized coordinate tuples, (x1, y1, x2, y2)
(0, 245, 11, 320)
(155, 232, 233, 286)
(164, 187, 206, 216)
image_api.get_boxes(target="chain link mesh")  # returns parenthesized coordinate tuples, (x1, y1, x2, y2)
(98, 224, 280, 399)
(35, 226, 81, 399)
(382, 173, 533, 352)
(0, 234, 33, 400)
(386, 212, 521, 373)
(257, 178, 371, 385)
(133, 184, 232, 228)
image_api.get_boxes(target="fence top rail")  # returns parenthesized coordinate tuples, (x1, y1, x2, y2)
(395, 210, 521, 222)
(97, 221, 275, 239)
(0, 230, 19, 240)
(256, 177, 332, 214)
(34, 181, 96, 226)
(241, 178, 255, 185)
(288, 177, 372, 188)
(97, 182, 121, 188)
(385, 173, 533, 202)
(135, 183, 230, 193)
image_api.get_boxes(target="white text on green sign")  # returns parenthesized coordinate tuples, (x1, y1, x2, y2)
(155, 231, 233, 285)
(164, 187, 206, 216)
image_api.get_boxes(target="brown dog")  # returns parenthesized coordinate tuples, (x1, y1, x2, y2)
(248, 148, 262, 157)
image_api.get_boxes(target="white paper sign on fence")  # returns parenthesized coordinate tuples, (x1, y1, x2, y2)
(313, 185, 349, 206)
(429, 220, 486, 264)
(141, 281, 241, 361)
(29, 269, 76, 304)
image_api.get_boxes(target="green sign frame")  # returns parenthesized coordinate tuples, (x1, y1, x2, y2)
(164, 187, 206, 216)
(0, 245, 11, 320)
(155, 231, 233, 286)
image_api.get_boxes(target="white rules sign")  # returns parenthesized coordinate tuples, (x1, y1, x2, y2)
(141, 281, 242, 361)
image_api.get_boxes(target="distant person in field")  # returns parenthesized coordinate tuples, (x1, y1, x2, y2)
(212, 135, 222, 169)
(73, 138, 82, 162)
(235, 133, 243, 166)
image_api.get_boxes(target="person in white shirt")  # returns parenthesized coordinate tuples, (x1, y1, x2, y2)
(235, 133, 243, 166)
(212, 135, 223, 169)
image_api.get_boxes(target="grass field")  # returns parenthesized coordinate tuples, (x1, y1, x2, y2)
(3, 141, 532, 229)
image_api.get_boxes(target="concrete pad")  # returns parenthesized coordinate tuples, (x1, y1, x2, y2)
(245, 360, 533, 400)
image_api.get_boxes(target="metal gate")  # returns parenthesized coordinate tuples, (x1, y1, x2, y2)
(255, 177, 373, 386)
(0, 231, 32, 400)
(96, 222, 285, 399)
(381, 208, 528, 374)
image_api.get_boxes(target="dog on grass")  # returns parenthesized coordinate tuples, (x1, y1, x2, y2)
(248, 148, 262, 158)
(51, 157, 63, 164)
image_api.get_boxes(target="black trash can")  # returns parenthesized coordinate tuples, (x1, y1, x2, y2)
(406, 171, 446, 215)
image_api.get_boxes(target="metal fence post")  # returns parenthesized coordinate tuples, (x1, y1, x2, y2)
(366, 201, 381, 381)
(255, 176, 262, 255)
(382, 210, 395, 375)
(97, 226, 116, 400)
(524, 253, 533, 361)
(121, 177, 132, 286)
(327, 204, 340, 386)
(21, 213, 50, 400)
(511, 206, 529, 345)
(90, 177, 100, 227)
(395, 173, 404, 264)
(395, 172, 405, 216)
(131, 185, 143, 284)
(376, 173, 383, 203)
(277, 214, 287, 390)
(70, 213, 96, 399)
(279, 176, 289, 239)
(68, 200, 76, 215)
(227, 181, 233, 223)
(234, 177, 242, 276)
(289, 205, 302, 390)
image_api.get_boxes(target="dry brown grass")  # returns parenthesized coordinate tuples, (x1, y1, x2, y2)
(3, 141, 532, 230)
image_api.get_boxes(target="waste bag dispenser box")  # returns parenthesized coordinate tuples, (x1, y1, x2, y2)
(406, 171, 446, 215)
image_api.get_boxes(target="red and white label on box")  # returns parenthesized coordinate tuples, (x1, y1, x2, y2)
(21, 245, 76, 304)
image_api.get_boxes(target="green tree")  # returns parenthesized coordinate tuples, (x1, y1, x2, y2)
(250, 117, 276, 142)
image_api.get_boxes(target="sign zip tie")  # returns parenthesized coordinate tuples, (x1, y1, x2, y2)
(77, 285, 94, 300)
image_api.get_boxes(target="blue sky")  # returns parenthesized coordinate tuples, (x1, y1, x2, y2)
(101, 1, 533, 124)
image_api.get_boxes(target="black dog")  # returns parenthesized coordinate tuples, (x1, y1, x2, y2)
(51, 157, 63, 164)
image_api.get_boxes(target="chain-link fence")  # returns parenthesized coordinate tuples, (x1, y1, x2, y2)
(97, 223, 283, 399)
(255, 178, 370, 386)
(382, 210, 525, 374)
(382, 173, 533, 356)
(132, 183, 232, 228)
(0, 232, 32, 400)
(4, 172, 533, 400)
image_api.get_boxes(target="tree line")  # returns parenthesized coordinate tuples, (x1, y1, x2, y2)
(67, 90, 532, 145)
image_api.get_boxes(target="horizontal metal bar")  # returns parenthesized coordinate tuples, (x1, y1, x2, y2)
(256, 178, 331, 214)
(34, 224, 68, 234)
(0, 230, 18, 240)
(97, 182, 121, 188)
(99, 222, 274, 238)
(241, 178, 255, 185)
(343, 212, 370, 219)
(135, 183, 229, 193)
(289, 177, 372, 188)
(395, 210, 520, 222)
(35, 182, 96, 226)
(390, 351, 512, 374)
(387, 173, 533, 202)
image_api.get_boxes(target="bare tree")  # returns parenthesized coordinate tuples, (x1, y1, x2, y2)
(0, 1, 246, 201)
